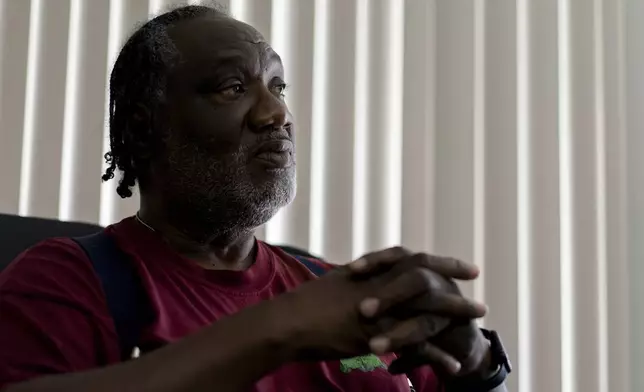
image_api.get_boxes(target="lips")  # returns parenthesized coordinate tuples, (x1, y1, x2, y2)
(254, 139, 295, 169)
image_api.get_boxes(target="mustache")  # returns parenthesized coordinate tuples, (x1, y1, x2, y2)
(255, 130, 292, 144)
(167, 130, 294, 161)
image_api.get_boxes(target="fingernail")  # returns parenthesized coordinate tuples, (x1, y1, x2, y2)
(369, 336, 390, 354)
(449, 360, 462, 374)
(350, 258, 368, 271)
(359, 298, 380, 318)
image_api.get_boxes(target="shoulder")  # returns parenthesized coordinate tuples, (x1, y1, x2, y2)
(259, 242, 335, 279)
(0, 237, 119, 384)
(0, 237, 106, 314)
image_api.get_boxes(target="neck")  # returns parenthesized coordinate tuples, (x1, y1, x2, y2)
(138, 202, 257, 271)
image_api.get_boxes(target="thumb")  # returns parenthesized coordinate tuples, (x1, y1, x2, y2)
(347, 247, 411, 277)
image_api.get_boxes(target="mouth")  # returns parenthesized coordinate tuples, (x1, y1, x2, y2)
(253, 139, 295, 169)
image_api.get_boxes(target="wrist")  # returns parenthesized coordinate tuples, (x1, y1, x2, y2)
(457, 330, 494, 378)
(469, 338, 496, 379)
(445, 329, 511, 391)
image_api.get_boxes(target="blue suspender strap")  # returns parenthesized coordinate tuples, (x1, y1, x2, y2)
(73, 232, 148, 361)
(73, 237, 319, 360)
(293, 255, 329, 277)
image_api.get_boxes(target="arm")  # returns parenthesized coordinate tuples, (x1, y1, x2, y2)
(2, 244, 495, 392)
(4, 297, 297, 392)
(0, 239, 301, 392)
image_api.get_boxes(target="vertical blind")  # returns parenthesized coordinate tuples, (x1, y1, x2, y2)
(0, 0, 640, 391)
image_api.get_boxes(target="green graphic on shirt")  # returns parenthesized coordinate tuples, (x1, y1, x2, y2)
(339, 354, 387, 373)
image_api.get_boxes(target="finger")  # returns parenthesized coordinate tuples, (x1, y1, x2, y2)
(412, 253, 479, 280)
(348, 246, 412, 275)
(358, 267, 433, 318)
(352, 251, 479, 281)
(368, 315, 449, 355)
(389, 342, 461, 375)
(358, 269, 487, 319)
(388, 292, 488, 320)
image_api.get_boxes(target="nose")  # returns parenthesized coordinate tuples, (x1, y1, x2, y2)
(248, 85, 290, 133)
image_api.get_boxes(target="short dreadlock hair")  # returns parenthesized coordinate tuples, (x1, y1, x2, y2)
(102, 3, 229, 198)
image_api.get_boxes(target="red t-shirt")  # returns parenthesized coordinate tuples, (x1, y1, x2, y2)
(0, 217, 439, 391)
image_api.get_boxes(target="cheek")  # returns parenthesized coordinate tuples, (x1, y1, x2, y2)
(180, 100, 248, 153)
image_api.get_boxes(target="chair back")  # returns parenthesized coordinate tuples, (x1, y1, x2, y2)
(0, 213, 102, 270)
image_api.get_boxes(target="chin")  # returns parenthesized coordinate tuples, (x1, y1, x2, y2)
(254, 166, 295, 190)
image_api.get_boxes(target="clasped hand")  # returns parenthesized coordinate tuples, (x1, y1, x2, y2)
(285, 247, 489, 377)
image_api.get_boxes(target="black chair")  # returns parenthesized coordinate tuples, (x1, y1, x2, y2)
(0, 213, 321, 271)
(0, 213, 102, 270)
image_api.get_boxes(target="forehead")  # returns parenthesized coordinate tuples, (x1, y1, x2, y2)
(169, 15, 278, 71)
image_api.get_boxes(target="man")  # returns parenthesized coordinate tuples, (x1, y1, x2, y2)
(0, 5, 510, 391)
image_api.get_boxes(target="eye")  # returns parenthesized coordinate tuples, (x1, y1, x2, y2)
(271, 83, 288, 98)
(218, 82, 246, 98)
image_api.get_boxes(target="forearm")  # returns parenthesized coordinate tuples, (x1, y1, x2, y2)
(3, 299, 295, 392)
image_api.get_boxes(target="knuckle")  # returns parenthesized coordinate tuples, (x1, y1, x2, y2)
(450, 257, 468, 272)
(359, 249, 380, 261)
(461, 298, 478, 314)
(412, 252, 431, 263)
(413, 252, 444, 271)
(419, 315, 438, 335)
(417, 341, 438, 357)
(407, 253, 433, 271)
(362, 246, 409, 262)
(445, 256, 459, 269)
(414, 268, 433, 291)
(447, 279, 462, 294)
(434, 255, 460, 272)
(389, 246, 412, 258)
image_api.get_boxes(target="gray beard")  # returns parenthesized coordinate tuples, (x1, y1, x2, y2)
(161, 142, 296, 244)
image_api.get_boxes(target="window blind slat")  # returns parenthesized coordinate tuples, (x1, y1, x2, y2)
(602, 0, 630, 391)
(309, 0, 357, 262)
(264, 0, 316, 249)
(101, 0, 149, 225)
(482, 1, 518, 391)
(353, 0, 402, 256)
(520, 1, 562, 391)
(233, 0, 272, 41)
(60, 0, 110, 223)
(566, 0, 603, 390)
(20, 0, 71, 219)
(624, 0, 644, 390)
(0, 0, 31, 214)
(434, 1, 477, 300)
(400, 0, 435, 254)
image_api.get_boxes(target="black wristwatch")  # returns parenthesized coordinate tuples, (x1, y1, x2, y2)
(444, 329, 512, 391)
